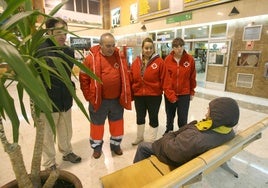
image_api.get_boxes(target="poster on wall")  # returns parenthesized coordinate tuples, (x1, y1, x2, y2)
(111, 7, 121, 28)
(243, 25, 262, 41)
(236, 51, 261, 67)
(236, 73, 254, 88)
(130, 3, 138, 24)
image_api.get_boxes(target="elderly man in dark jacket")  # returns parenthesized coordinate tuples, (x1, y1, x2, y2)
(133, 97, 240, 167)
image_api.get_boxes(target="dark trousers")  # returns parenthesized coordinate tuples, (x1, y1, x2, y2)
(164, 94, 190, 132)
(134, 95, 162, 128)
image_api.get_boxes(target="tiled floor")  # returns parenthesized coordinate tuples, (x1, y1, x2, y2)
(1, 79, 268, 188)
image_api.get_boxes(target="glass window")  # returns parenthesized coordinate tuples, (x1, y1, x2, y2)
(176, 29, 182, 38)
(76, 0, 82, 12)
(207, 41, 228, 65)
(184, 25, 209, 39)
(59, 0, 100, 15)
(157, 43, 172, 59)
(156, 30, 175, 41)
(89, 0, 100, 15)
(211, 23, 227, 38)
(149, 32, 156, 41)
(63, 0, 74, 11)
(82, 0, 88, 13)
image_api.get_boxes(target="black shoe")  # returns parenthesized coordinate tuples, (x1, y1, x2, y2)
(111, 145, 123, 156)
(113, 147, 123, 155)
(93, 150, 102, 159)
(63, 152, 81, 163)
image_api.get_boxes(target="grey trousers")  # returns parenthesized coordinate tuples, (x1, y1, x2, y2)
(133, 142, 155, 163)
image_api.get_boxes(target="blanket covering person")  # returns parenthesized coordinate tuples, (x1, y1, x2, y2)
(133, 97, 240, 167)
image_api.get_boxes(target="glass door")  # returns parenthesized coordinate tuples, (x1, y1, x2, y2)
(184, 41, 208, 87)
(206, 40, 231, 90)
(156, 41, 172, 59)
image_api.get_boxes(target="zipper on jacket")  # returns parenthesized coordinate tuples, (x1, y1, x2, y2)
(176, 61, 180, 94)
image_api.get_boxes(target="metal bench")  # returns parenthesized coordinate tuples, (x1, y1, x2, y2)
(100, 117, 268, 188)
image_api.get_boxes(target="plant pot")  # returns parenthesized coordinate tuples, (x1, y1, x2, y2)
(2, 170, 82, 188)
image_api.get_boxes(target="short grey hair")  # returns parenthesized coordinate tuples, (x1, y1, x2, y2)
(100, 33, 115, 44)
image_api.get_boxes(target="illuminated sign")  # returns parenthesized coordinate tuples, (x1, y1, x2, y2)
(139, 0, 169, 16)
(166, 12, 192, 24)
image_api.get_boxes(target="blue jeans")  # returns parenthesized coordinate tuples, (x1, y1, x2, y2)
(133, 142, 154, 163)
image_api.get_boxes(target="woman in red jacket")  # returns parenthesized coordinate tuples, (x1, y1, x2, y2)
(130, 37, 176, 145)
(164, 37, 196, 134)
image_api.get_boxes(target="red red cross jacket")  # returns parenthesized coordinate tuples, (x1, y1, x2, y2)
(129, 54, 177, 102)
(79, 45, 132, 111)
(164, 50, 196, 96)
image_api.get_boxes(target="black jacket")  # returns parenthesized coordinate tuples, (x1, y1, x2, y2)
(38, 39, 75, 112)
(152, 97, 239, 167)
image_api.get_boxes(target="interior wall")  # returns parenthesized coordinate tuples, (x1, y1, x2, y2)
(226, 15, 268, 98)
(65, 0, 268, 98)
(111, 0, 268, 35)
(48, 0, 268, 39)
(107, 0, 268, 99)
(109, 0, 137, 27)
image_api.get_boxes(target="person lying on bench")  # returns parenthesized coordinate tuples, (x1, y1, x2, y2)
(133, 97, 240, 167)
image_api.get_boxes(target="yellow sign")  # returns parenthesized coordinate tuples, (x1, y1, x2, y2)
(139, 0, 169, 16)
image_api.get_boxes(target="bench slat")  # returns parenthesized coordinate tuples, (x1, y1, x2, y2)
(100, 157, 164, 188)
(143, 117, 268, 188)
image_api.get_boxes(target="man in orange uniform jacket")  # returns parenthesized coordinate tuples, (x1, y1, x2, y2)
(79, 33, 132, 159)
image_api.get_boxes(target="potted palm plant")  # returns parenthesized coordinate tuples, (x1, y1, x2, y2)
(0, 0, 99, 187)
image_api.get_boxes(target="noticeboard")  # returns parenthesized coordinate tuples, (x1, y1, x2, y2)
(243, 25, 262, 41)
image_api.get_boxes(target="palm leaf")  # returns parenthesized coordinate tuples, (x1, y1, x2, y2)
(0, 0, 25, 23)
(17, 83, 29, 124)
(0, 38, 54, 142)
(0, 83, 19, 142)
(0, 0, 100, 186)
